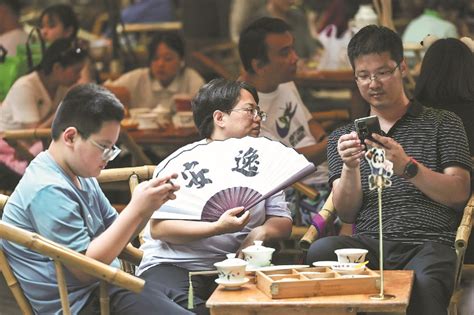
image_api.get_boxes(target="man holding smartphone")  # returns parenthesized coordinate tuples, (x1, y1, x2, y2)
(306, 25, 471, 315)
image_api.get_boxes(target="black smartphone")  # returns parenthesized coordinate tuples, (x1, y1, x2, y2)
(354, 115, 381, 146)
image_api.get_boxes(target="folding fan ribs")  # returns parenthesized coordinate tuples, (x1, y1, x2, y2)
(152, 136, 316, 221)
(202, 187, 262, 222)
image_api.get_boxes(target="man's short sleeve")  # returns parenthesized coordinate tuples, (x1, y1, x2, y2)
(28, 186, 91, 253)
(265, 190, 292, 220)
(437, 111, 472, 171)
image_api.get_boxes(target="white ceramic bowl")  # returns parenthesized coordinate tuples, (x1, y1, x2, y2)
(331, 263, 366, 275)
(136, 113, 159, 130)
(214, 254, 247, 283)
(334, 248, 368, 263)
(172, 111, 194, 128)
(242, 241, 275, 268)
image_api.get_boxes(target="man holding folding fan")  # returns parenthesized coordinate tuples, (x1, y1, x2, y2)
(137, 78, 293, 315)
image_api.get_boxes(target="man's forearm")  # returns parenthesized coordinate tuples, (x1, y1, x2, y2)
(410, 165, 470, 210)
(150, 219, 220, 244)
(333, 166, 363, 223)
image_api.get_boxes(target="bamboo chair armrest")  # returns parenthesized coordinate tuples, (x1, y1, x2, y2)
(291, 181, 319, 200)
(0, 221, 145, 293)
(97, 165, 156, 183)
(0, 194, 8, 209)
(455, 194, 474, 251)
(118, 243, 143, 266)
(299, 192, 336, 250)
(2, 128, 51, 140)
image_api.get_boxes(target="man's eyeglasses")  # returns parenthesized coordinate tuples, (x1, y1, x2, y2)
(230, 106, 267, 121)
(355, 64, 400, 85)
(88, 138, 121, 162)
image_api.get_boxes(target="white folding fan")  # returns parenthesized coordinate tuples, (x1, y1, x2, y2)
(151, 136, 316, 221)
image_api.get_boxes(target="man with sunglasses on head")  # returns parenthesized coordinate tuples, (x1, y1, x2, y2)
(306, 25, 472, 315)
(2, 84, 193, 314)
(238, 17, 330, 225)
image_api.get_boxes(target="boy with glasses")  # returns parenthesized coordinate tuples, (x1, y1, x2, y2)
(306, 25, 472, 315)
(2, 84, 193, 314)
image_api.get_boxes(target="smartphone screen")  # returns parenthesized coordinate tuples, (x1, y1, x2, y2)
(354, 115, 381, 146)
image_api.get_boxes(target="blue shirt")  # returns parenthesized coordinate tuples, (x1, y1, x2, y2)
(2, 151, 118, 314)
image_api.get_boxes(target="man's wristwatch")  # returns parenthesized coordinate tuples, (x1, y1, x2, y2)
(402, 157, 418, 179)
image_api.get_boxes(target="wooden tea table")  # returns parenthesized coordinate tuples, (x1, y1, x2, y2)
(206, 270, 414, 315)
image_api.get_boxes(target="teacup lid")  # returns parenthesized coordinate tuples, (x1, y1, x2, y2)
(153, 104, 171, 113)
(214, 253, 247, 267)
(242, 241, 275, 254)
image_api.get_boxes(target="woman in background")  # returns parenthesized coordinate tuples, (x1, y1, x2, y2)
(414, 37, 474, 155)
(0, 38, 87, 175)
(39, 3, 79, 42)
(39, 3, 95, 84)
(105, 32, 205, 112)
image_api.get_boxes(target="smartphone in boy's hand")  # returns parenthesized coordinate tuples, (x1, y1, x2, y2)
(354, 115, 382, 148)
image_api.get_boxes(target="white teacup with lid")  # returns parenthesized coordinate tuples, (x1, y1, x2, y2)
(242, 240, 275, 268)
(152, 104, 172, 128)
(214, 253, 247, 283)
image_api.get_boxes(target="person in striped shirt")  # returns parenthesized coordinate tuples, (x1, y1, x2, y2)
(306, 25, 472, 315)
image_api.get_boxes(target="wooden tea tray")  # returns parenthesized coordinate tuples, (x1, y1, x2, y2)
(256, 267, 380, 299)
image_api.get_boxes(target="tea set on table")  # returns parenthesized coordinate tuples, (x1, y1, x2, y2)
(128, 94, 195, 130)
(214, 241, 369, 290)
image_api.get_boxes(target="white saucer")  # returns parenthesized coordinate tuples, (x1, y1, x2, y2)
(312, 261, 338, 267)
(215, 277, 250, 290)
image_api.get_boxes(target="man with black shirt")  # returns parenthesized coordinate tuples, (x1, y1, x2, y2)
(306, 25, 471, 315)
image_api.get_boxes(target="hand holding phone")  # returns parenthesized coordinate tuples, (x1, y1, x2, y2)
(354, 115, 381, 147)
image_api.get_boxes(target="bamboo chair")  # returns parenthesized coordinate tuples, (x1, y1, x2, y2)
(98, 165, 156, 249)
(3, 126, 150, 167)
(2, 128, 52, 162)
(299, 192, 474, 315)
(0, 193, 145, 315)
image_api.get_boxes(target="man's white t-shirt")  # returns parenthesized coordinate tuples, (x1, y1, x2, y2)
(258, 81, 328, 185)
(0, 71, 68, 131)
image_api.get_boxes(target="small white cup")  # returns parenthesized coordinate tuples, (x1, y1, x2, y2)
(136, 113, 159, 130)
(334, 248, 368, 263)
(214, 253, 247, 283)
(172, 111, 194, 128)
